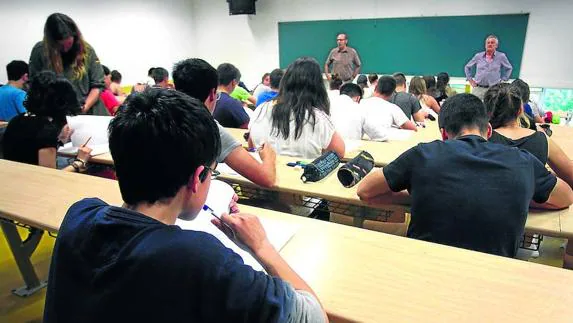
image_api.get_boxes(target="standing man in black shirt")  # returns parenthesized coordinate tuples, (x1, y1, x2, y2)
(357, 94, 573, 258)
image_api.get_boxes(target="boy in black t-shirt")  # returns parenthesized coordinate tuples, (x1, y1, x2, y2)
(357, 93, 573, 257)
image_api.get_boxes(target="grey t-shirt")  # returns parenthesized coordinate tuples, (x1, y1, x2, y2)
(389, 92, 421, 120)
(217, 122, 242, 163)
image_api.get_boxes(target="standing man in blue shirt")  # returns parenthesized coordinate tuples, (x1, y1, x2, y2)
(464, 35, 513, 100)
(44, 88, 327, 323)
(0, 60, 28, 121)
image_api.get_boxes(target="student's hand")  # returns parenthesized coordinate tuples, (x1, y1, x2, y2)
(213, 213, 273, 254)
(229, 193, 240, 214)
(325, 73, 331, 80)
(77, 146, 92, 162)
(258, 142, 276, 162)
(58, 125, 74, 144)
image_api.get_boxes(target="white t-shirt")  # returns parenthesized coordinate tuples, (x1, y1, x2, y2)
(327, 90, 340, 103)
(330, 95, 364, 140)
(249, 101, 335, 159)
(360, 96, 410, 131)
(362, 87, 374, 99)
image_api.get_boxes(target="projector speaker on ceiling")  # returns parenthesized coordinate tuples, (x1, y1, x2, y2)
(227, 0, 257, 15)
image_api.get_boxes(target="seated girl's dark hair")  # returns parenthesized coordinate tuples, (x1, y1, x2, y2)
(483, 83, 524, 129)
(24, 70, 80, 127)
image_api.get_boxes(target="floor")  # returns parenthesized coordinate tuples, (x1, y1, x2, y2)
(0, 226, 568, 322)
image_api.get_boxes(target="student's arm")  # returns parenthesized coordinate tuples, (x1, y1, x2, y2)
(82, 48, 105, 113)
(247, 95, 257, 106)
(424, 94, 441, 114)
(413, 110, 426, 123)
(392, 105, 417, 131)
(547, 136, 573, 189)
(325, 131, 345, 159)
(400, 120, 418, 131)
(358, 148, 417, 204)
(531, 178, 573, 209)
(38, 146, 92, 172)
(224, 144, 276, 188)
(529, 154, 573, 209)
(500, 53, 513, 81)
(215, 213, 328, 322)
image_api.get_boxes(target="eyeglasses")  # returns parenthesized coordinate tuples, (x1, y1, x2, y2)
(199, 163, 220, 182)
(336, 38, 346, 41)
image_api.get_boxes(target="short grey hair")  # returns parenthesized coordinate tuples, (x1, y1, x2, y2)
(486, 34, 499, 43)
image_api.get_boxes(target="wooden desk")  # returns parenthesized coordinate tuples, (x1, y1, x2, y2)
(71, 152, 566, 239)
(545, 124, 573, 158)
(225, 122, 441, 167)
(2, 160, 573, 322)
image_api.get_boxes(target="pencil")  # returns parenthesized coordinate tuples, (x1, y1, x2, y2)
(81, 136, 92, 147)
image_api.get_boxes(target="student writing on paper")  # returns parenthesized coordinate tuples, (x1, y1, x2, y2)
(173, 58, 276, 188)
(3, 71, 91, 173)
(357, 94, 573, 258)
(44, 88, 326, 323)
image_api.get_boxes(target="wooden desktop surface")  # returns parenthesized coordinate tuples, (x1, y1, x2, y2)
(72, 151, 566, 237)
(2, 159, 573, 322)
(225, 122, 442, 167)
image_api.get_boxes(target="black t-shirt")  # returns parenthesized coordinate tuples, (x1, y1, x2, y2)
(389, 92, 421, 120)
(2, 114, 59, 165)
(383, 135, 557, 258)
(489, 130, 548, 165)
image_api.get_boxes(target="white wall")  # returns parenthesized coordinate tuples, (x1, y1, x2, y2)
(191, 0, 573, 89)
(0, 0, 195, 85)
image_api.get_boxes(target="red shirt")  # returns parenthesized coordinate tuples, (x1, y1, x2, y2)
(100, 89, 120, 115)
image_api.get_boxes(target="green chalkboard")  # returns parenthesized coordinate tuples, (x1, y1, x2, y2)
(278, 14, 528, 78)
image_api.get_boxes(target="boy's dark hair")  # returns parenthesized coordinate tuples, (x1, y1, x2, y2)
(173, 58, 218, 102)
(375, 76, 396, 96)
(148, 67, 155, 77)
(111, 70, 122, 83)
(217, 63, 241, 86)
(269, 68, 284, 89)
(439, 93, 489, 137)
(483, 83, 523, 129)
(151, 67, 169, 84)
(109, 88, 221, 205)
(356, 74, 368, 86)
(511, 79, 530, 103)
(340, 82, 363, 99)
(24, 71, 80, 127)
(329, 74, 343, 90)
(368, 73, 379, 84)
(392, 73, 406, 87)
(6, 60, 29, 81)
(102, 65, 110, 76)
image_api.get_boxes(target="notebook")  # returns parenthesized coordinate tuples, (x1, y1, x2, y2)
(175, 180, 298, 272)
(61, 115, 113, 156)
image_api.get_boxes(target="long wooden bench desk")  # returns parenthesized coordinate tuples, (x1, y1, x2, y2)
(62, 151, 567, 248)
(226, 122, 442, 167)
(2, 159, 573, 322)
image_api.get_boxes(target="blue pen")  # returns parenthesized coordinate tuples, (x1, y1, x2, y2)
(203, 205, 236, 239)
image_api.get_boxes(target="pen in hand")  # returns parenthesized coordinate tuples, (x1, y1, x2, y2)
(203, 205, 236, 240)
(81, 136, 92, 147)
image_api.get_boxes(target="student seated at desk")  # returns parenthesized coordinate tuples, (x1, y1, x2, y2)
(484, 84, 573, 265)
(231, 81, 257, 106)
(0, 60, 28, 122)
(256, 68, 284, 107)
(3, 71, 91, 173)
(252, 72, 271, 99)
(409, 76, 441, 117)
(173, 58, 276, 188)
(360, 76, 418, 132)
(100, 65, 123, 115)
(357, 93, 573, 258)
(327, 74, 343, 103)
(390, 73, 426, 123)
(43, 88, 327, 323)
(511, 79, 543, 127)
(214, 63, 250, 129)
(249, 57, 345, 159)
(331, 82, 388, 141)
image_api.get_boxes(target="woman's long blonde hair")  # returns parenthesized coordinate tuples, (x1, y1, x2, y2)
(43, 13, 89, 79)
